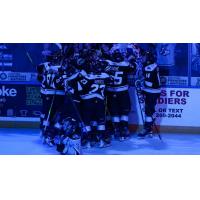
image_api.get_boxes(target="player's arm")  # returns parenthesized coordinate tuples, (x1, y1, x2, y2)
(105, 73, 114, 85)
(36, 63, 45, 82)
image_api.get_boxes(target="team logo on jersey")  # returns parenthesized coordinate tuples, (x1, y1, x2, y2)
(0, 85, 17, 97)
(80, 79, 88, 85)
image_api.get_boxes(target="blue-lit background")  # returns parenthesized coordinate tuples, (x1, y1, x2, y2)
(0, 43, 200, 118)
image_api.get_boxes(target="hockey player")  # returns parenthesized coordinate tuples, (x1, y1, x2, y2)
(37, 50, 65, 146)
(75, 50, 113, 148)
(137, 50, 161, 138)
(60, 59, 85, 127)
(105, 46, 136, 141)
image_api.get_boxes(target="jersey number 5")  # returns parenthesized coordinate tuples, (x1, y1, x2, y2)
(114, 71, 123, 85)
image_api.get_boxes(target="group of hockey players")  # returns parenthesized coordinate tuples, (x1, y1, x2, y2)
(36, 43, 161, 155)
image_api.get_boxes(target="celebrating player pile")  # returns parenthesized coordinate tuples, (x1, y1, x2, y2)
(36, 43, 161, 155)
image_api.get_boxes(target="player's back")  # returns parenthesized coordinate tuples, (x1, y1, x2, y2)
(40, 63, 64, 95)
(78, 72, 109, 100)
(105, 60, 133, 92)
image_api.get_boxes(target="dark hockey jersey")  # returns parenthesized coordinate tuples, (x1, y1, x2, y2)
(105, 60, 135, 92)
(142, 63, 161, 93)
(37, 62, 65, 95)
(77, 71, 111, 100)
(62, 70, 85, 103)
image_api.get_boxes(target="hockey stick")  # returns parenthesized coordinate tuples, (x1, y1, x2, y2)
(65, 81, 87, 136)
(135, 79, 162, 141)
(152, 115, 162, 141)
(43, 94, 56, 132)
(22, 44, 61, 136)
(135, 79, 145, 125)
(22, 45, 36, 67)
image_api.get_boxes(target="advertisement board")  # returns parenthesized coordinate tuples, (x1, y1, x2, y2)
(160, 76, 188, 86)
(130, 87, 200, 127)
(0, 84, 42, 118)
(1, 85, 199, 128)
(0, 71, 38, 82)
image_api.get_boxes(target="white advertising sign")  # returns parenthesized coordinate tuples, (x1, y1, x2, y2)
(129, 87, 200, 127)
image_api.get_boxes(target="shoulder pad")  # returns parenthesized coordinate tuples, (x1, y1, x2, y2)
(50, 65, 61, 71)
(67, 72, 80, 81)
(43, 62, 50, 71)
(100, 73, 110, 78)
(145, 63, 157, 72)
(116, 61, 130, 67)
(80, 70, 87, 76)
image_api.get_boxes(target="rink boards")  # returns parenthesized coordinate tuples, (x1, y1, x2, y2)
(1, 84, 200, 131)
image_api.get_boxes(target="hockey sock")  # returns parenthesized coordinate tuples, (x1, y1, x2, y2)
(120, 121, 130, 137)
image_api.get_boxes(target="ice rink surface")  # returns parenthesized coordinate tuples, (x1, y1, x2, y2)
(0, 128, 200, 155)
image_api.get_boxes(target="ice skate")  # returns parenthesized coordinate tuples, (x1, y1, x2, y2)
(113, 128, 121, 141)
(120, 128, 130, 141)
(44, 136, 55, 147)
(90, 134, 100, 147)
(82, 140, 91, 149)
(137, 129, 153, 139)
(119, 136, 125, 142)
(98, 139, 111, 148)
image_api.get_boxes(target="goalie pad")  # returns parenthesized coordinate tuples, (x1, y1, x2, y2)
(62, 136, 81, 155)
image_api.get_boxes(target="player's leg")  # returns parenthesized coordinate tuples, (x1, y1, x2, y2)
(52, 95, 65, 134)
(138, 92, 160, 138)
(42, 94, 55, 145)
(96, 99, 111, 148)
(119, 91, 131, 141)
(107, 92, 121, 140)
(39, 93, 46, 138)
(90, 120, 102, 147)
(45, 95, 65, 146)
(81, 99, 93, 148)
(105, 95, 115, 139)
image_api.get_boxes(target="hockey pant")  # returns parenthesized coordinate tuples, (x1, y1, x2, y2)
(81, 98, 106, 141)
(143, 91, 160, 131)
(106, 90, 131, 136)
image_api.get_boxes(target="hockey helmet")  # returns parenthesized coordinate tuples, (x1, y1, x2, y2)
(42, 43, 64, 64)
(144, 51, 157, 65)
(62, 117, 78, 136)
(111, 48, 124, 62)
